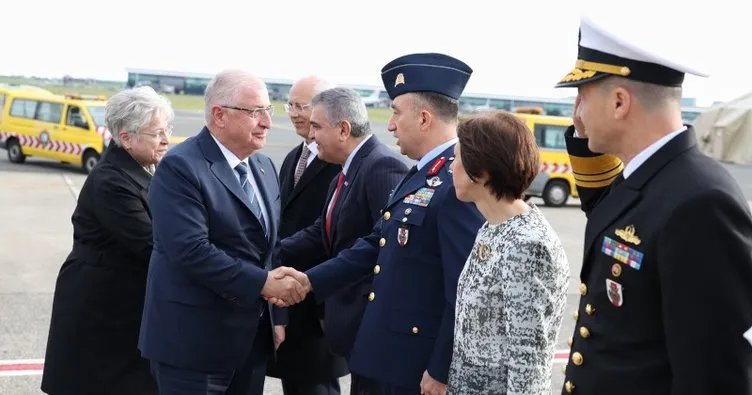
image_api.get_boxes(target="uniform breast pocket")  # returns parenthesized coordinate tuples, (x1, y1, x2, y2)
(396, 205, 426, 227)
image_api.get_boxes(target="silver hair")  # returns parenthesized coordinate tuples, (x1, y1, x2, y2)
(311, 87, 370, 137)
(106, 86, 174, 146)
(204, 70, 265, 125)
(600, 76, 682, 111)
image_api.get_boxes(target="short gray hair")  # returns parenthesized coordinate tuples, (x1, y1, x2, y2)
(204, 70, 265, 125)
(311, 87, 370, 138)
(599, 76, 682, 112)
(106, 86, 174, 146)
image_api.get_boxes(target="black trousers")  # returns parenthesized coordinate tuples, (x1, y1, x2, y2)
(349, 373, 418, 395)
(280, 376, 341, 395)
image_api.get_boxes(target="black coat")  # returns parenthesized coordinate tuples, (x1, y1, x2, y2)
(266, 142, 348, 382)
(41, 143, 157, 395)
(560, 125, 752, 395)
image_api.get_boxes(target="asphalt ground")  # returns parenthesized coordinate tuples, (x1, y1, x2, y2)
(2, 110, 751, 394)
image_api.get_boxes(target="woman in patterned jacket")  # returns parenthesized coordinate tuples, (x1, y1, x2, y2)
(446, 110, 570, 395)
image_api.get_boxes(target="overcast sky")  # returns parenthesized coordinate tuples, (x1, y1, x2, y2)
(2, 0, 747, 106)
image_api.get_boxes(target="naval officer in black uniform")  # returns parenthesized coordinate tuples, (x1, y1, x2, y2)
(555, 14, 752, 395)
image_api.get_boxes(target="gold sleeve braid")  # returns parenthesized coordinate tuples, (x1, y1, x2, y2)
(569, 155, 624, 188)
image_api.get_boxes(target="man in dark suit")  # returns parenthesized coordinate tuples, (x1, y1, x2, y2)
(271, 53, 486, 395)
(139, 70, 306, 395)
(554, 15, 752, 395)
(267, 75, 347, 395)
(278, 86, 409, 394)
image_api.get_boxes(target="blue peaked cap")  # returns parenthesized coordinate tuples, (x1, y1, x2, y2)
(380, 53, 473, 100)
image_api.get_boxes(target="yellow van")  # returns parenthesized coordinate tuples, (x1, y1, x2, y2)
(0, 86, 111, 173)
(512, 108, 578, 207)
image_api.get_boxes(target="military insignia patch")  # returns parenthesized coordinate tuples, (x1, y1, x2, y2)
(606, 279, 623, 307)
(601, 236, 643, 270)
(426, 176, 442, 187)
(394, 73, 405, 87)
(397, 226, 409, 246)
(615, 224, 641, 245)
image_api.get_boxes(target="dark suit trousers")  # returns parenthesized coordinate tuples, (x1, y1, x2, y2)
(150, 311, 273, 395)
(350, 374, 418, 395)
(280, 376, 340, 395)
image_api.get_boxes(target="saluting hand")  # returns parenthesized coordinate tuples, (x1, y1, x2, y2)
(420, 370, 447, 395)
(261, 266, 311, 307)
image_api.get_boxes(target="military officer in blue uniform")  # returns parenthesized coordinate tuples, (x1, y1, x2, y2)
(555, 14, 752, 395)
(275, 53, 485, 395)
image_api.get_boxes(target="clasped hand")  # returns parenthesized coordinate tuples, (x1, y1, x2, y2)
(261, 267, 311, 307)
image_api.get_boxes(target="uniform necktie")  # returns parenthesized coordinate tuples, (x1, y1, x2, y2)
(293, 145, 310, 187)
(235, 162, 267, 235)
(325, 172, 346, 244)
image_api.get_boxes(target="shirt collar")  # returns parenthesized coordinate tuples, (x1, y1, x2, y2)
(343, 134, 373, 175)
(416, 138, 458, 170)
(210, 134, 247, 170)
(305, 140, 319, 157)
(623, 125, 687, 179)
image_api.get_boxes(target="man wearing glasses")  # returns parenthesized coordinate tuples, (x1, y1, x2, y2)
(266, 75, 346, 395)
(139, 69, 304, 395)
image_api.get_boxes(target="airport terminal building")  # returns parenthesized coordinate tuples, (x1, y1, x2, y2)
(125, 68, 705, 122)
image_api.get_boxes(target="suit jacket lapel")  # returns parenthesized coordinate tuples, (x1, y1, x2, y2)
(286, 157, 329, 209)
(198, 128, 256, 214)
(329, 136, 378, 244)
(385, 144, 453, 208)
(581, 126, 698, 271)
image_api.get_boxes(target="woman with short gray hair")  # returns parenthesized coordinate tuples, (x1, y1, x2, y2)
(41, 86, 173, 395)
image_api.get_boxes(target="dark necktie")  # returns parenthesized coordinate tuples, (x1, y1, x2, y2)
(235, 162, 267, 235)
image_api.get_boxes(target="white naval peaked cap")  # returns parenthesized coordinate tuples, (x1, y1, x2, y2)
(555, 14, 709, 88)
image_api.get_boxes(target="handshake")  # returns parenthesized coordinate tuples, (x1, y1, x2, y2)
(261, 267, 312, 307)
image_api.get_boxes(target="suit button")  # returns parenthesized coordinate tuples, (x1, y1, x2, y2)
(571, 352, 583, 366)
(405, 208, 412, 215)
(567, 336, 573, 347)
(368, 292, 375, 301)
(562, 364, 567, 374)
(379, 238, 386, 247)
(564, 381, 575, 393)
(573, 311, 579, 320)
(585, 304, 595, 315)
(373, 265, 381, 274)
(383, 211, 391, 220)
(412, 326, 419, 334)
(579, 283, 588, 296)
(579, 326, 590, 339)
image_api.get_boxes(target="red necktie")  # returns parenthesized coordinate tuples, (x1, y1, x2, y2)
(325, 172, 346, 244)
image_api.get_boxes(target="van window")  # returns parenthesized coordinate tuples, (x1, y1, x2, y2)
(36, 101, 64, 124)
(66, 105, 89, 129)
(10, 99, 38, 119)
(0, 94, 5, 121)
(533, 124, 567, 150)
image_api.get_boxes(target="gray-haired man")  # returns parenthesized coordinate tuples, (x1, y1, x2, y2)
(276, 87, 409, 395)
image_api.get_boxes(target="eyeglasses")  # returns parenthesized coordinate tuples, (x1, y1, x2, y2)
(284, 102, 312, 114)
(140, 128, 172, 139)
(222, 105, 274, 118)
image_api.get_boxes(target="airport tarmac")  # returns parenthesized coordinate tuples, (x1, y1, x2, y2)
(1, 111, 751, 394)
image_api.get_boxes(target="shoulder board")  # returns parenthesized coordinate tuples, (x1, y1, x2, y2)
(427, 156, 448, 176)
